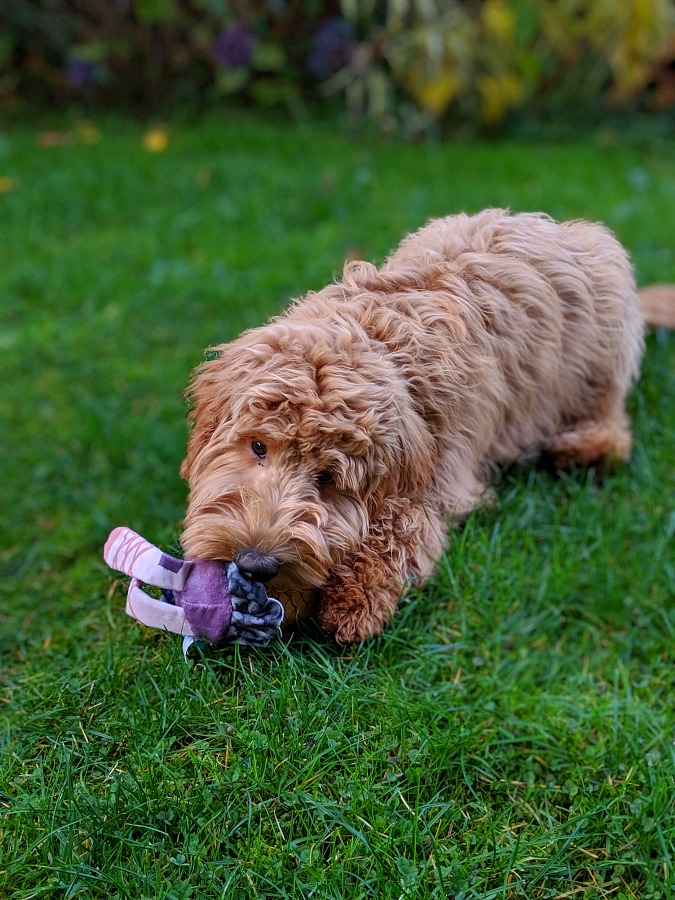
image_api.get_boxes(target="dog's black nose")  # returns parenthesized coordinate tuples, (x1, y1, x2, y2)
(234, 550, 280, 583)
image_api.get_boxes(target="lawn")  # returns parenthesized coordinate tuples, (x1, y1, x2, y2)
(0, 113, 673, 899)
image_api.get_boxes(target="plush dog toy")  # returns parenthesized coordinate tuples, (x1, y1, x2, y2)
(104, 527, 284, 649)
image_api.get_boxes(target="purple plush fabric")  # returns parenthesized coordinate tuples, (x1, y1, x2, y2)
(175, 560, 233, 643)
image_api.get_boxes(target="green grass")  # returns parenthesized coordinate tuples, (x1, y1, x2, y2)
(1, 113, 673, 899)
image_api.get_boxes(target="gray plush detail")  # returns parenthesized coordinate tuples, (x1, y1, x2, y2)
(225, 563, 284, 646)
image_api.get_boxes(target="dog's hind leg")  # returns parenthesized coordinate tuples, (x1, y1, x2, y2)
(543, 391, 633, 472)
(317, 499, 444, 643)
(544, 420, 633, 472)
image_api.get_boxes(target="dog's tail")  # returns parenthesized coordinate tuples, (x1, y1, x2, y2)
(638, 284, 675, 329)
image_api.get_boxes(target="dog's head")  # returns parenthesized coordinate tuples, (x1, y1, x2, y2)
(180, 313, 432, 600)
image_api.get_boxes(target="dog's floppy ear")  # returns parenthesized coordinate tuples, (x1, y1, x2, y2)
(181, 346, 236, 481)
(376, 415, 434, 503)
(366, 368, 435, 504)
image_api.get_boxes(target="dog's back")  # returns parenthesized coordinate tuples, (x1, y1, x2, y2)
(345, 208, 645, 470)
(385, 208, 644, 405)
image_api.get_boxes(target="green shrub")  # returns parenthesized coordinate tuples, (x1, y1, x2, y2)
(1, 0, 673, 130)
(337, 0, 675, 131)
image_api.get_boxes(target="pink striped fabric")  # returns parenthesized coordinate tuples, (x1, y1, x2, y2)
(104, 527, 192, 591)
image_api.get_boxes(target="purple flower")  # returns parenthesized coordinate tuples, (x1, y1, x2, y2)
(65, 59, 98, 89)
(306, 17, 357, 81)
(213, 25, 257, 69)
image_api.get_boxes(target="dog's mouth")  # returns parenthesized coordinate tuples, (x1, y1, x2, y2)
(257, 557, 325, 624)
(262, 558, 325, 591)
(271, 585, 320, 623)
(238, 562, 319, 624)
(226, 537, 331, 590)
(182, 515, 331, 580)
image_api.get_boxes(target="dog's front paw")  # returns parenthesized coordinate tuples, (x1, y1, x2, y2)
(318, 596, 386, 644)
(317, 564, 394, 644)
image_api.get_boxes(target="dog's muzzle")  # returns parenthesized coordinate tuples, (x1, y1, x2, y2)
(234, 549, 280, 583)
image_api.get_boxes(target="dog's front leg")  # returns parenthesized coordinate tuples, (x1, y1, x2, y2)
(317, 498, 444, 643)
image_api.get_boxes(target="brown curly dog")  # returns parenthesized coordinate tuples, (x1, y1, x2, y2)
(180, 208, 673, 643)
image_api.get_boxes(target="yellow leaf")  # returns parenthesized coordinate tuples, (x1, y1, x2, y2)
(478, 72, 524, 125)
(0, 177, 16, 193)
(482, 0, 515, 44)
(416, 70, 460, 115)
(142, 127, 169, 153)
(632, 0, 658, 32)
(75, 120, 101, 145)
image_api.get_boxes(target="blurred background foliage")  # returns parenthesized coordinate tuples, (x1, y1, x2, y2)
(1, 0, 674, 133)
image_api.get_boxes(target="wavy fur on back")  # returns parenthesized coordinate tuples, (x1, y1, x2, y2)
(182, 209, 648, 642)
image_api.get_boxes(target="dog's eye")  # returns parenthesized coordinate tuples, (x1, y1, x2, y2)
(317, 470, 333, 486)
(251, 441, 267, 459)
